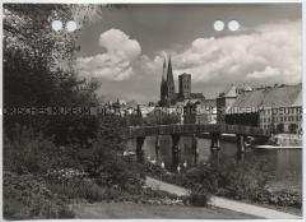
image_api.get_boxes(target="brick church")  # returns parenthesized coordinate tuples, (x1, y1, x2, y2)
(159, 55, 204, 106)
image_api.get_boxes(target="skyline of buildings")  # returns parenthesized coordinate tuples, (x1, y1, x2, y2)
(104, 57, 302, 134)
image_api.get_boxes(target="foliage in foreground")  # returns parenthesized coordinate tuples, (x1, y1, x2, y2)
(3, 122, 166, 219)
(3, 172, 74, 219)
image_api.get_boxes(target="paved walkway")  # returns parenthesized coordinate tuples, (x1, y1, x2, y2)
(145, 176, 301, 219)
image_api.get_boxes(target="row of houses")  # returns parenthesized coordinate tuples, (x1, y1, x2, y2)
(165, 83, 302, 134)
(105, 83, 302, 134)
(217, 83, 302, 134)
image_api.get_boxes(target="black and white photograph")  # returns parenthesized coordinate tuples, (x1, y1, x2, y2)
(2, 2, 303, 220)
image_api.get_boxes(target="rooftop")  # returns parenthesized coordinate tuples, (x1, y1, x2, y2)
(227, 83, 302, 113)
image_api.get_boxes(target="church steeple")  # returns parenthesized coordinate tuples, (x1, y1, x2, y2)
(160, 56, 168, 103)
(160, 54, 176, 106)
(166, 55, 175, 99)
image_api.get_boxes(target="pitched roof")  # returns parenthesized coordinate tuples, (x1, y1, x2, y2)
(261, 84, 301, 107)
(231, 89, 265, 108)
(292, 90, 302, 107)
(227, 84, 301, 113)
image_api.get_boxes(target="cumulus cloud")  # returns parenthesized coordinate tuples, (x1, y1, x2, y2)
(171, 20, 301, 84)
(75, 20, 301, 102)
(76, 29, 141, 81)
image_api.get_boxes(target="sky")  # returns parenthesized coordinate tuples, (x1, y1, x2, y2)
(75, 3, 302, 103)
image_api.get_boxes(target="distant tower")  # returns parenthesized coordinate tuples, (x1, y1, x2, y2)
(160, 56, 168, 104)
(179, 73, 191, 99)
(160, 55, 176, 106)
(166, 56, 175, 101)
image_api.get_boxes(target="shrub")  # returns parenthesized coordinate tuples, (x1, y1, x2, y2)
(3, 171, 74, 220)
(188, 184, 211, 207)
(45, 176, 114, 202)
(255, 189, 302, 208)
(3, 125, 83, 175)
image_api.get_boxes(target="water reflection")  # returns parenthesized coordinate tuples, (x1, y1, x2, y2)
(127, 136, 302, 189)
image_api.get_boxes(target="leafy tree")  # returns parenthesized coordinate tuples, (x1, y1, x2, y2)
(3, 4, 102, 144)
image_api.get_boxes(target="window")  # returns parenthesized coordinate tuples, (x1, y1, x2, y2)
(277, 123, 284, 133)
(289, 124, 298, 134)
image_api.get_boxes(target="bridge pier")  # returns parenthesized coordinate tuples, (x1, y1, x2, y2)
(155, 135, 160, 161)
(236, 135, 247, 161)
(171, 134, 181, 171)
(211, 148, 220, 167)
(192, 134, 198, 165)
(136, 136, 145, 163)
(210, 133, 220, 150)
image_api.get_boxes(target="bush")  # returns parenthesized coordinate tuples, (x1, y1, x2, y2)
(254, 189, 302, 208)
(187, 184, 210, 207)
(3, 172, 74, 219)
(45, 176, 117, 203)
(3, 125, 83, 175)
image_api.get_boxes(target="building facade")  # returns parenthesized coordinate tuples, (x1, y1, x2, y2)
(259, 106, 302, 133)
(222, 83, 302, 134)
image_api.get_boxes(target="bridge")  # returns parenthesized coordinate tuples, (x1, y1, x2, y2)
(124, 124, 270, 169)
(124, 124, 269, 139)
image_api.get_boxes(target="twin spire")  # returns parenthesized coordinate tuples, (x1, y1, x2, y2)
(160, 54, 175, 105)
(162, 54, 174, 82)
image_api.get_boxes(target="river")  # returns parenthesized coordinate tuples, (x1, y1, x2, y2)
(127, 135, 302, 191)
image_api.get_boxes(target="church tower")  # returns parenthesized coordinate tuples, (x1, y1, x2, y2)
(166, 56, 175, 101)
(160, 55, 176, 106)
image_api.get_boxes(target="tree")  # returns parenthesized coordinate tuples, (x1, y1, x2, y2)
(3, 4, 103, 143)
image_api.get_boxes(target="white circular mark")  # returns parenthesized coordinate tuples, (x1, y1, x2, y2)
(228, 20, 240, 31)
(213, 20, 225, 32)
(66, 20, 78, 32)
(52, 20, 63, 32)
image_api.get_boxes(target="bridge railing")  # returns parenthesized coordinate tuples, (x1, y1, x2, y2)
(125, 123, 270, 138)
